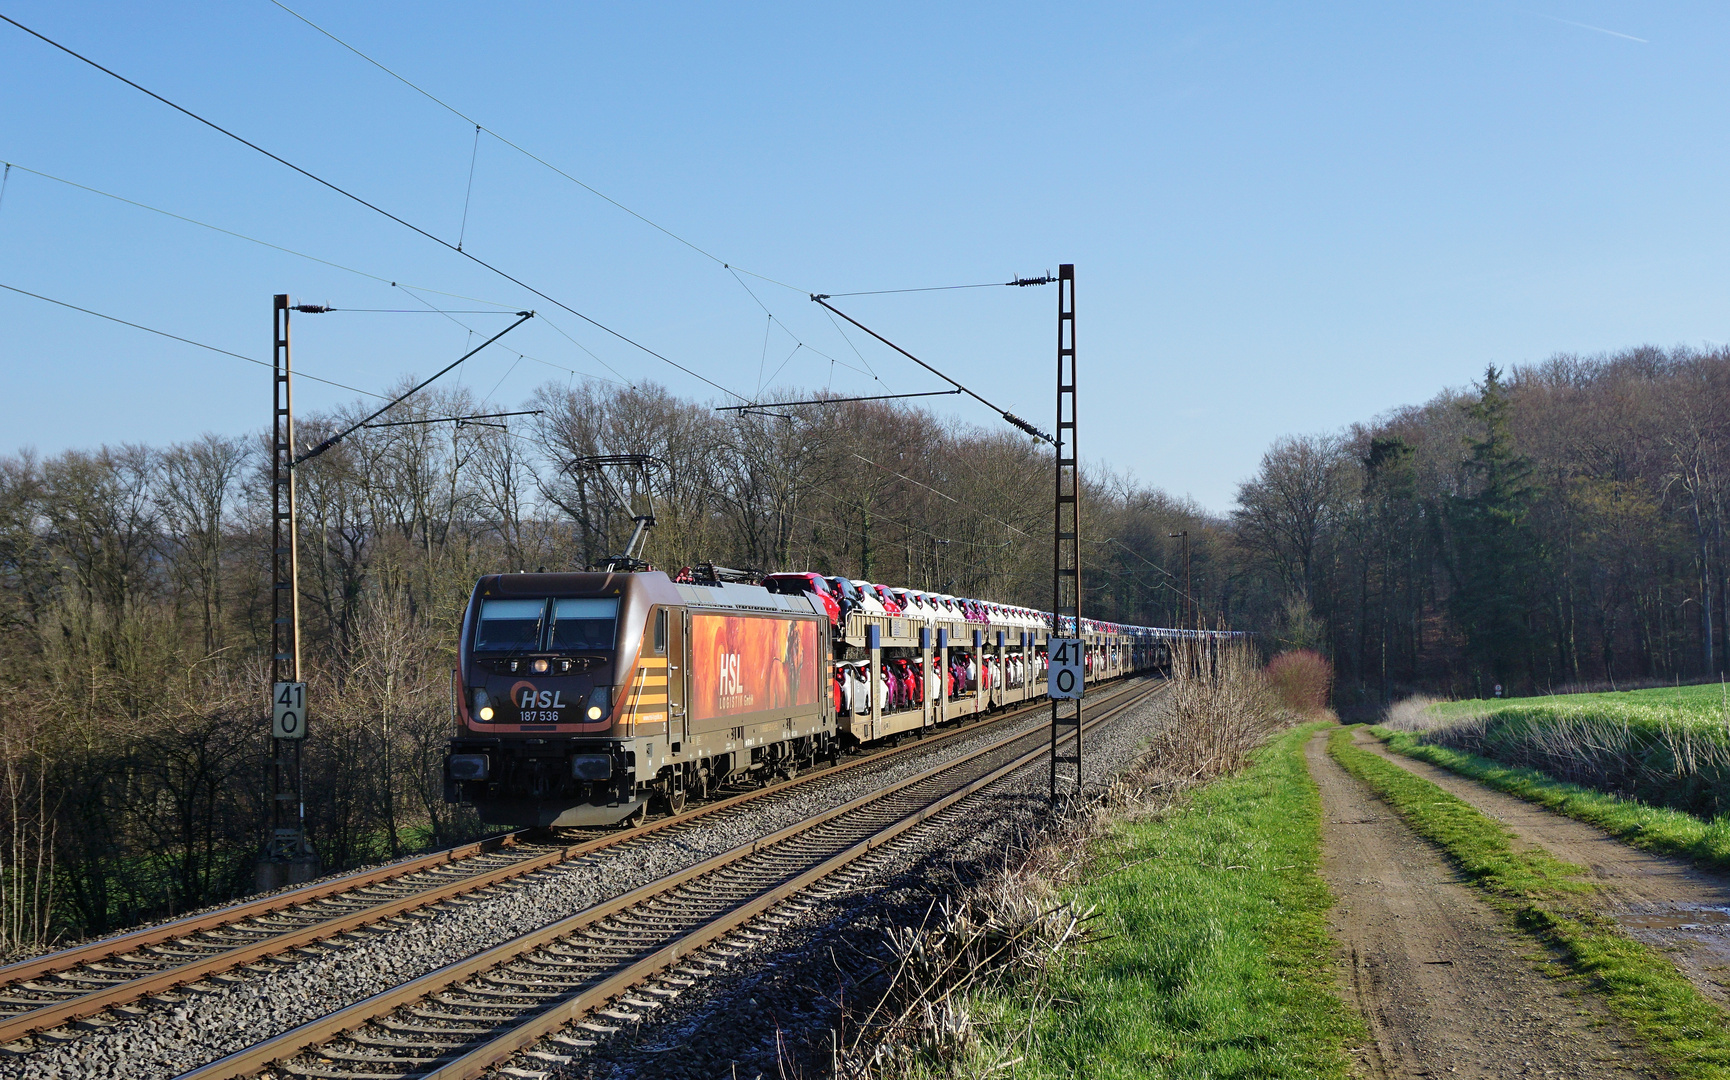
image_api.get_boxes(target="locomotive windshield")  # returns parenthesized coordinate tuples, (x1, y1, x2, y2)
(474, 599, 544, 652)
(472, 596, 619, 653)
(549, 598, 619, 652)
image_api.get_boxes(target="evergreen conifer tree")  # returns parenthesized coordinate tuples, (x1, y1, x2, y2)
(1450, 365, 1540, 686)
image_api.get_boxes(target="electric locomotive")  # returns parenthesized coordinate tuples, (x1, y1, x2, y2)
(443, 568, 833, 827)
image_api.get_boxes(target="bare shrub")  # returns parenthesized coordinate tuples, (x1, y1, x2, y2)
(1153, 641, 1290, 787)
(1266, 649, 1333, 715)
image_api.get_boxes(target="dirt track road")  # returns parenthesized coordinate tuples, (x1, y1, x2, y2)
(1305, 730, 1654, 1079)
(1353, 728, 1730, 1009)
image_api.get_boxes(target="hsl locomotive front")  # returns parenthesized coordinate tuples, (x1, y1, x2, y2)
(443, 569, 831, 826)
(443, 571, 670, 826)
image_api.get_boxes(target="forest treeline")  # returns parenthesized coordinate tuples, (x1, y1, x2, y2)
(0, 344, 1724, 948)
(1251, 347, 1730, 705)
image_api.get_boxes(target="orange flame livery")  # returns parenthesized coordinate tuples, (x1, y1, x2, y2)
(690, 614, 820, 720)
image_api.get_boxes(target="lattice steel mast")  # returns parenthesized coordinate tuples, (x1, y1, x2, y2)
(1050, 265, 1082, 802)
(264, 294, 313, 887)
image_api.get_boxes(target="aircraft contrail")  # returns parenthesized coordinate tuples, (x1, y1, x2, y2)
(1535, 12, 1649, 44)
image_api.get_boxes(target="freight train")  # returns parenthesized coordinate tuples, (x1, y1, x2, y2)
(442, 563, 1226, 827)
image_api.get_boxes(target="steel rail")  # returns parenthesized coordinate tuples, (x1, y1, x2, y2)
(0, 832, 521, 987)
(180, 681, 1162, 1080)
(0, 675, 1151, 1048)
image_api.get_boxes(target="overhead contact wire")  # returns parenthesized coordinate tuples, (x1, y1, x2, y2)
(264, 0, 805, 295)
(269, 1, 865, 398)
(0, 13, 749, 404)
(0, 160, 516, 308)
(724, 266, 875, 391)
(0, 163, 629, 404)
(0, 282, 385, 398)
(388, 282, 626, 392)
(294, 312, 534, 465)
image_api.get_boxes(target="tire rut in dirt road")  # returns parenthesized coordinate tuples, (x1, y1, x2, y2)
(1305, 730, 1654, 1079)
(1354, 728, 1730, 1009)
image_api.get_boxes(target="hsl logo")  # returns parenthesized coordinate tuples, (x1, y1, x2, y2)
(717, 653, 743, 697)
(518, 689, 564, 709)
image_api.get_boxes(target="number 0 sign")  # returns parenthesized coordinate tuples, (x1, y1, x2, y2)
(1048, 637, 1084, 700)
(273, 682, 308, 740)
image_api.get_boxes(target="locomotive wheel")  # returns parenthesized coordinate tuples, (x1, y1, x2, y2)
(666, 786, 688, 814)
(621, 803, 647, 828)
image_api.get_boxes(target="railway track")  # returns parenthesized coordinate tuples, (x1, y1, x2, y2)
(0, 678, 1153, 1052)
(181, 679, 1163, 1080)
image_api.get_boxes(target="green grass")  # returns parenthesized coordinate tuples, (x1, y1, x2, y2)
(1430, 682, 1730, 725)
(1410, 684, 1730, 819)
(974, 723, 1364, 1079)
(1372, 725, 1730, 871)
(1330, 726, 1730, 1079)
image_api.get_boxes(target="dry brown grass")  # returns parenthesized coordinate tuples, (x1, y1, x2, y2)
(1381, 695, 1456, 732)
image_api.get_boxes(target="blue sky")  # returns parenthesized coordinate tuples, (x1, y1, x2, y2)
(0, 2, 1719, 510)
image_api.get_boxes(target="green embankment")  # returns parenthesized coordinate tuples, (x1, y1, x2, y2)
(1432, 682, 1730, 722)
(1413, 684, 1730, 818)
(984, 723, 1363, 1079)
(1330, 727, 1730, 1079)
(1374, 725, 1730, 871)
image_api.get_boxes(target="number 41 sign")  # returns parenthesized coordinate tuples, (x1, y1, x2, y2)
(1048, 638, 1085, 700)
(273, 682, 308, 740)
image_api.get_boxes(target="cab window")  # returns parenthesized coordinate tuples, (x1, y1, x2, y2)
(549, 598, 619, 651)
(474, 599, 545, 652)
(653, 609, 668, 654)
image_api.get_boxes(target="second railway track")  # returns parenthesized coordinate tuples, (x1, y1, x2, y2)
(0, 677, 1153, 1056)
(182, 677, 1164, 1080)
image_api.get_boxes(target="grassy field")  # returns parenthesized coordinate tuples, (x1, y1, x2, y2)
(1429, 682, 1730, 725)
(966, 723, 1363, 1079)
(1374, 725, 1730, 871)
(1331, 728, 1730, 1080)
(1397, 684, 1730, 819)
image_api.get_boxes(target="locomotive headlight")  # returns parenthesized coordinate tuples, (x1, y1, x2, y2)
(479, 706, 495, 721)
(532, 658, 550, 674)
(586, 685, 611, 721)
(473, 689, 492, 721)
